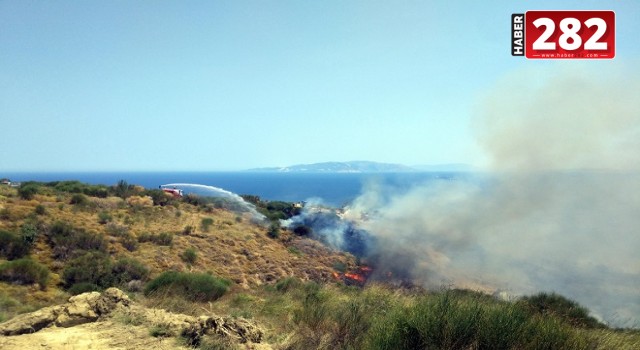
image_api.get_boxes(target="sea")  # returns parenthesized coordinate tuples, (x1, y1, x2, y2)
(2, 171, 468, 207)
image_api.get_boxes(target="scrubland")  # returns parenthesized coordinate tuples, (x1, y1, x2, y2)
(0, 181, 638, 349)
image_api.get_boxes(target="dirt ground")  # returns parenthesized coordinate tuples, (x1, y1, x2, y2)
(0, 319, 190, 350)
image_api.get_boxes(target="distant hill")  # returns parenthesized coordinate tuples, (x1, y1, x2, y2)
(247, 161, 416, 173)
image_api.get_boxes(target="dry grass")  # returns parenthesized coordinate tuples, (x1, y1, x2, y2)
(0, 189, 357, 314)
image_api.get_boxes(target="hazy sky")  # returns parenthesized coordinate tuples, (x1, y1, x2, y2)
(1, 1, 639, 171)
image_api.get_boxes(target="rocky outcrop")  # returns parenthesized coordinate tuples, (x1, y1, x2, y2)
(0, 288, 130, 335)
(0, 288, 265, 347)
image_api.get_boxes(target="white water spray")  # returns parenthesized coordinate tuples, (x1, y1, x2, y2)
(161, 183, 266, 222)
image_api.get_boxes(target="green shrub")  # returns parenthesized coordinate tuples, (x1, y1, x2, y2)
(69, 193, 88, 205)
(62, 252, 148, 290)
(144, 271, 231, 302)
(120, 233, 139, 251)
(0, 258, 50, 288)
(183, 194, 208, 207)
(111, 257, 149, 284)
(18, 183, 39, 200)
(105, 222, 128, 237)
(275, 277, 302, 293)
(47, 181, 109, 198)
(201, 217, 214, 232)
(138, 232, 172, 245)
(143, 189, 175, 206)
(34, 204, 46, 215)
(68, 282, 100, 295)
(364, 291, 589, 350)
(112, 180, 133, 199)
(180, 247, 198, 265)
(20, 222, 39, 245)
(154, 232, 173, 246)
(0, 230, 31, 260)
(137, 232, 153, 242)
(182, 225, 194, 235)
(520, 292, 605, 329)
(47, 221, 108, 260)
(97, 211, 112, 224)
(149, 325, 173, 338)
(62, 251, 114, 289)
(267, 222, 280, 239)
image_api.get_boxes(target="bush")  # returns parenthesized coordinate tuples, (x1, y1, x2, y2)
(62, 252, 148, 290)
(284, 286, 591, 350)
(120, 233, 139, 251)
(47, 181, 109, 198)
(0, 230, 31, 260)
(97, 211, 112, 224)
(68, 282, 100, 295)
(520, 292, 605, 329)
(201, 218, 214, 232)
(34, 204, 46, 215)
(154, 232, 173, 246)
(62, 251, 114, 289)
(111, 257, 149, 284)
(144, 271, 231, 302)
(105, 222, 128, 236)
(364, 291, 589, 350)
(0, 258, 50, 288)
(69, 193, 88, 205)
(137, 232, 172, 245)
(275, 277, 303, 293)
(47, 221, 108, 260)
(112, 180, 134, 199)
(20, 221, 40, 245)
(180, 247, 198, 265)
(182, 225, 194, 235)
(267, 222, 280, 239)
(143, 189, 175, 206)
(137, 232, 153, 243)
(18, 183, 39, 200)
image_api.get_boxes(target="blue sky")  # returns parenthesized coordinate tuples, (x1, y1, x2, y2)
(1, 0, 638, 171)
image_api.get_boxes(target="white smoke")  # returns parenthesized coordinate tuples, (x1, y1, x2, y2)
(352, 65, 640, 327)
(162, 183, 266, 222)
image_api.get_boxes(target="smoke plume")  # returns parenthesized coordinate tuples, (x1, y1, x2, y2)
(349, 65, 640, 327)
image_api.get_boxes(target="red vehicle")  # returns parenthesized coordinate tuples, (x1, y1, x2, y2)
(160, 186, 183, 198)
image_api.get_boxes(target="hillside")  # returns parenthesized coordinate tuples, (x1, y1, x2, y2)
(0, 181, 639, 350)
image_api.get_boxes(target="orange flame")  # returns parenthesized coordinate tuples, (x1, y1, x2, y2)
(344, 272, 366, 283)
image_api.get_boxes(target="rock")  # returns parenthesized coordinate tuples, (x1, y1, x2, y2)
(0, 305, 64, 335)
(0, 288, 131, 334)
(95, 287, 131, 314)
(0, 287, 265, 348)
